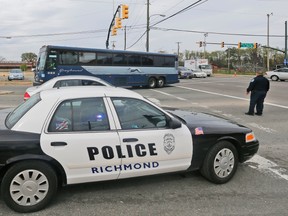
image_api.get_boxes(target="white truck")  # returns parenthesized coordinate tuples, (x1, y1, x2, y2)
(184, 59, 213, 77)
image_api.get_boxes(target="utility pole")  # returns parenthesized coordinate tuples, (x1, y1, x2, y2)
(285, 21, 287, 66)
(146, 0, 150, 52)
(124, 26, 127, 50)
(111, 41, 116, 50)
(176, 42, 181, 57)
(267, 13, 273, 70)
(204, 33, 208, 59)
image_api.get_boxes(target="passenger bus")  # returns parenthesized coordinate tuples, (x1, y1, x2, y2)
(34, 45, 179, 88)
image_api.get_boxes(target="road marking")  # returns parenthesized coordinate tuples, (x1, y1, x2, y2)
(150, 88, 278, 134)
(150, 89, 187, 101)
(248, 123, 277, 134)
(176, 86, 288, 109)
(149, 90, 288, 181)
(247, 155, 288, 181)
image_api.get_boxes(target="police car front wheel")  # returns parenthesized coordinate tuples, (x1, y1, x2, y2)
(200, 141, 238, 184)
(1, 161, 58, 213)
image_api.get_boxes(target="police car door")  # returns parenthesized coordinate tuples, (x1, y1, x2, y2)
(40, 97, 121, 185)
(109, 97, 192, 179)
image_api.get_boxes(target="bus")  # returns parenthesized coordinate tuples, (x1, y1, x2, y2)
(34, 45, 179, 88)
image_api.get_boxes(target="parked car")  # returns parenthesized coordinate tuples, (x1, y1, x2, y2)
(265, 67, 288, 81)
(24, 75, 112, 100)
(191, 70, 207, 78)
(0, 86, 259, 212)
(178, 66, 193, 79)
(8, 69, 24, 81)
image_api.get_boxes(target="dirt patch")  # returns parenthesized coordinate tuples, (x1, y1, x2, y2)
(0, 71, 34, 86)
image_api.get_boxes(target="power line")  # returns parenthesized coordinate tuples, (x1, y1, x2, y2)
(151, 0, 207, 27)
(0, 29, 107, 39)
(151, 27, 285, 38)
(127, 0, 207, 49)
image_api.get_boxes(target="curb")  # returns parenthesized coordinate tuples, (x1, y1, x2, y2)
(0, 91, 13, 95)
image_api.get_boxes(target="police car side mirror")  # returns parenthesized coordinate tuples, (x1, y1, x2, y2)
(168, 117, 182, 129)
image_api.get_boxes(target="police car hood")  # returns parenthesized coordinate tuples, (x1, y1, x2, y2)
(167, 109, 251, 134)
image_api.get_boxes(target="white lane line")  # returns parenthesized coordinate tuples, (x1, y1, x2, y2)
(149, 90, 288, 181)
(248, 123, 277, 134)
(150, 89, 187, 101)
(247, 155, 288, 181)
(176, 86, 288, 109)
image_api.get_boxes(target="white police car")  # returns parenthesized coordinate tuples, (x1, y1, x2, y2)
(0, 86, 259, 213)
(24, 75, 112, 100)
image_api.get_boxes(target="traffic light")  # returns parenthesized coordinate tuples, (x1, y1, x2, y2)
(238, 42, 241, 49)
(115, 17, 122, 29)
(253, 43, 258, 49)
(221, 42, 224, 48)
(111, 27, 117, 36)
(122, 4, 129, 19)
(199, 41, 202, 47)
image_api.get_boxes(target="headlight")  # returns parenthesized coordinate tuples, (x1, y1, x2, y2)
(246, 132, 256, 143)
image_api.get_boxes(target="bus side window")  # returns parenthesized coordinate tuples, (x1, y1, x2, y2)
(59, 51, 78, 65)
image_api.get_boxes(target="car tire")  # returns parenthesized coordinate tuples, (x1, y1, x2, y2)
(156, 77, 165, 88)
(271, 75, 279, 81)
(148, 77, 157, 88)
(1, 161, 58, 213)
(200, 141, 238, 184)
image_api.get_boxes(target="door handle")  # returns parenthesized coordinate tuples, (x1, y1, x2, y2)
(51, 142, 67, 146)
(123, 138, 138, 143)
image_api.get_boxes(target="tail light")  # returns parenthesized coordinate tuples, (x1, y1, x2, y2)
(24, 92, 30, 101)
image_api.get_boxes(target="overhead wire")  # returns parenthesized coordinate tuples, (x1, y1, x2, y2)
(151, 27, 285, 38)
(127, 0, 206, 49)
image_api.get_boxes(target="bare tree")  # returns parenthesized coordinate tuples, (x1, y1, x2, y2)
(0, 56, 6, 62)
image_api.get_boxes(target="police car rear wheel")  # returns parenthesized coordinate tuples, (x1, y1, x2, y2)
(200, 141, 238, 184)
(1, 161, 58, 213)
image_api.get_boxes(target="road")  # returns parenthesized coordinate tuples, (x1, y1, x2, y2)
(0, 75, 288, 215)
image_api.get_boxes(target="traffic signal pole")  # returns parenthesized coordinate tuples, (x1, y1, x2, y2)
(106, 5, 121, 49)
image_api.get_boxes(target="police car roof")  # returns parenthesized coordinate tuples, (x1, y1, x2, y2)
(39, 86, 143, 100)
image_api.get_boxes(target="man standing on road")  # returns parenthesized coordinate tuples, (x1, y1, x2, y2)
(245, 71, 270, 116)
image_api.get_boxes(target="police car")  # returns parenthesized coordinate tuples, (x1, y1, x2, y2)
(0, 86, 259, 213)
(24, 75, 112, 100)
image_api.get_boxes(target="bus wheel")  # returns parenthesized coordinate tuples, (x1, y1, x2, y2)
(157, 77, 165, 88)
(148, 77, 157, 88)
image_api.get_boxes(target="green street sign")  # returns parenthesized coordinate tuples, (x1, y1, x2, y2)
(240, 43, 254, 48)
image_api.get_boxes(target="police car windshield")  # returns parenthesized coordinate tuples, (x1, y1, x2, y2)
(5, 93, 41, 129)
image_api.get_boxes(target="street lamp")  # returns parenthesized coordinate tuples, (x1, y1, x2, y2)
(146, 14, 165, 52)
(267, 12, 273, 71)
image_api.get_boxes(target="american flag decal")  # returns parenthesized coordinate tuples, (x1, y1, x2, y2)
(195, 127, 204, 135)
(56, 120, 69, 130)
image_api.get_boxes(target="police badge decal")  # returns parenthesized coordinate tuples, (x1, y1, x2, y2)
(163, 133, 175, 154)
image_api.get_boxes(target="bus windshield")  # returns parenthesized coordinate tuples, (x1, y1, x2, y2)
(34, 45, 178, 88)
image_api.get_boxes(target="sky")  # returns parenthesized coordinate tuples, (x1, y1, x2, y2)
(0, 0, 287, 61)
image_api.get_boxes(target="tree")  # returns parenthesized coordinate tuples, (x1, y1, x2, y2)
(21, 52, 37, 64)
(0, 56, 6, 62)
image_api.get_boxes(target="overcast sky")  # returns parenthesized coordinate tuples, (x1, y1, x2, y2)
(0, 0, 287, 61)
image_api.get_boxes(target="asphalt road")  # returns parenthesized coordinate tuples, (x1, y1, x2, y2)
(0, 75, 288, 215)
